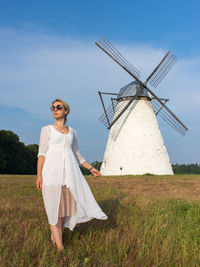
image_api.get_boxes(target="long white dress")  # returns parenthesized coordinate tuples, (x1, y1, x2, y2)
(37, 124, 108, 231)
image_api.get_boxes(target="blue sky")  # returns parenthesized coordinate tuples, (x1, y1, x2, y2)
(0, 0, 199, 164)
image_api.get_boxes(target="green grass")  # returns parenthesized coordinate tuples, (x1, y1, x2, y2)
(1, 174, 200, 266)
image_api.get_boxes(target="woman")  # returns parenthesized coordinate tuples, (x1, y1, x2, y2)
(36, 98, 108, 251)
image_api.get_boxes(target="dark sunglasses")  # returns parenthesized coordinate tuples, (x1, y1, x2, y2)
(50, 104, 64, 111)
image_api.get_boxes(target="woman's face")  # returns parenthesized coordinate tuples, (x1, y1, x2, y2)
(51, 101, 67, 120)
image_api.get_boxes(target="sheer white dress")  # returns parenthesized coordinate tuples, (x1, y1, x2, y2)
(37, 125, 108, 231)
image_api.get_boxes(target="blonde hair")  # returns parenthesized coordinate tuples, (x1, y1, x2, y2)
(51, 98, 70, 124)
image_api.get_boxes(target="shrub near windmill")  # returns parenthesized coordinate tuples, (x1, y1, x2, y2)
(96, 38, 188, 175)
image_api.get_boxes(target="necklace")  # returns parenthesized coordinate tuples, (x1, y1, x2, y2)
(54, 123, 67, 133)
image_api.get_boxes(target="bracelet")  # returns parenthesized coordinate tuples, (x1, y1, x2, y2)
(89, 166, 94, 171)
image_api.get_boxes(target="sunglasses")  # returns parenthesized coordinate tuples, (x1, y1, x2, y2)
(50, 104, 64, 111)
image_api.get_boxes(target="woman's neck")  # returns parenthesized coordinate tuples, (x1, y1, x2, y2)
(55, 119, 65, 126)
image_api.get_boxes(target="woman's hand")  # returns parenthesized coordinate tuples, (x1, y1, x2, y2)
(81, 161, 102, 176)
(90, 167, 102, 177)
(37, 156, 45, 190)
(36, 176, 43, 190)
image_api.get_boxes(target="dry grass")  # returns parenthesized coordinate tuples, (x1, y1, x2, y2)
(1, 174, 200, 266)
(87, 174, 200, 200)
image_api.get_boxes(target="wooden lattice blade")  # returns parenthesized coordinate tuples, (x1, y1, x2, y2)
(145, 88, 188, 136)
(146, 51, 177, 88)
(95, 37, 141, 81)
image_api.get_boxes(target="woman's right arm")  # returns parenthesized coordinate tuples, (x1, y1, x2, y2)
(36, 126, 49, 190)
(36, 156, 45, 190)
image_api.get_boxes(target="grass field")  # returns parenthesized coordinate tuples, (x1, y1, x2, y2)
(1, 174, 200, 266)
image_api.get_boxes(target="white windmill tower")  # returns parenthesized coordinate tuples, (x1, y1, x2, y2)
(95, 38, 188, 175)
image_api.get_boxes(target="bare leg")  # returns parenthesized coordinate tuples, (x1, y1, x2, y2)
(50, 186, 65, 250)
(50, 184, 75, 251)
(50, 218, 64, 251)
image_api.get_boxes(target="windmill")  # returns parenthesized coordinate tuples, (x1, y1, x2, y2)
(95, 37, 188, 175)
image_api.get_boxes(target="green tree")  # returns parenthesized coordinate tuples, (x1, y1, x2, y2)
(0, 130, 38, 174)
(172, 163, 200, 174)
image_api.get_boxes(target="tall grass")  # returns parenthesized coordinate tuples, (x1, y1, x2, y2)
(0, 174, 200, 266)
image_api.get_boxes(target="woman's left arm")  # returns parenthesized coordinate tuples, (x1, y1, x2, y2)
(72, 130, 102, 176)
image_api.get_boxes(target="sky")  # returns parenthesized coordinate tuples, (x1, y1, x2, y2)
(0, 0, 199, 164)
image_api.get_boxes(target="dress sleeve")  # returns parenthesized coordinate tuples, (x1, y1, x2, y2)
(37, 126, 50, 158)
(72, 129, 86, 165)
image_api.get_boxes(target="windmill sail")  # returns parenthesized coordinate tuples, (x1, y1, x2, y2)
(95, 37, 141, 80)
(150, 98, 187, 135)
(146, 51, 177, 88)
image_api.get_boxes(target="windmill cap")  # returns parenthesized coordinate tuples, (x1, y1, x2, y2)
(117, 81, 150, 99)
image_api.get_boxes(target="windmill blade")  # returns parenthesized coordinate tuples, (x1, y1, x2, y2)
(95, 37, 141, 81)
(154, 98, 169, 115)
(146, 51, 177, 88)
(99, 101, 117, 128)
(151, 98, 187, 135)
(145, 87, 188, 135)
(98, 91, 119, 127)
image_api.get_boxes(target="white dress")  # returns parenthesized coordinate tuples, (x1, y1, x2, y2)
(37, 124, 108, 231)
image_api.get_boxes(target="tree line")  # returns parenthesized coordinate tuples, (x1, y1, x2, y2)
(172, 163, 200, 174)
(0, 130, 200, 175)
(0, 130, 38, 174)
